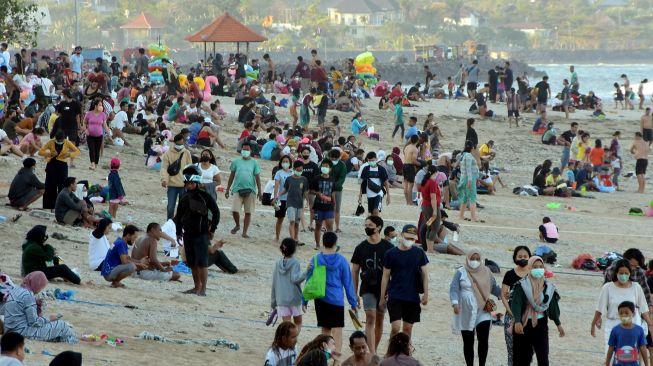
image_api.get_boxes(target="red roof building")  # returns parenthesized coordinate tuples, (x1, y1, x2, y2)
(186, 12, 267, 58)
(120, 12, 164, 47)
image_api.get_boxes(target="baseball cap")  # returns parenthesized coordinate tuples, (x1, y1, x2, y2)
(401, 224, 418, 239)
(552, 167, 561, 175)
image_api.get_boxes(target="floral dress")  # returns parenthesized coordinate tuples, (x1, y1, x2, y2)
(457, 152, 479, 205)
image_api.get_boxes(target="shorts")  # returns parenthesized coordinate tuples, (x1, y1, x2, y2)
(387, 299, 421, 324)
(232, 193, 256, 214)
(314, 210, 334, 222)
(317, 114, 326, 125)
(9, 189, 41, 208)
(104, 263, 136, 281)
(286, 206, 302, 222)
(636, 159, 648, 175)
(183, 233, 210, 268)
(467, 82, 477, 91)
(362, 293, 387, 313)
(307, 193, 316, 209)
(333, 191, 343, 213)
(643, 128, 653, 142)
(561, 148, 571, 168)
(274, 200, 287, 218)
(402, 164, 417, 183)
(367, 195, 382, 213)
(276, 305, 303, 317)
(434, 242, 449, 254)
(62, 209, 82, 226)
(134, 269, 173, 281)
(508, 109, 520, 118)
(266, 70, 274, 83)
(537, 98, 547, 106)
(315, 298, 345, 328)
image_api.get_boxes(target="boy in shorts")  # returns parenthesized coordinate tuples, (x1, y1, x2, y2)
(278, 160, 309, 243)
(310, 159, 336, 249)
(605, 301, 649, 366)
(507, 87, 521, 127)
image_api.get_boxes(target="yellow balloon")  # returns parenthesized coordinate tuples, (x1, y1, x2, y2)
(193, 77, 205, 91)
(178, 74, 188, 88)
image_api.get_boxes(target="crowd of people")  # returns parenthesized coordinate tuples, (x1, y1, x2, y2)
(0, 41, 651, 366)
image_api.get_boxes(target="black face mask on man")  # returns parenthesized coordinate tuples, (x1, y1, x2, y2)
(364, 227, 376, 237)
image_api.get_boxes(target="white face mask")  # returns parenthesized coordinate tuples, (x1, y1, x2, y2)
(468, 260, 481, 269)
(389, 237, 397, 245)
(399, 238, 414, 248)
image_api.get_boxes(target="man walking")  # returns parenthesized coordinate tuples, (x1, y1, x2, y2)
(175, 165, 220, 296)
(630, 132, 650, 193)
(379, 225, 429, 339)
(160, 134, 193, 220)
(358, 152, 390, 217)
(350, 216, 394, 354)
(225, 143, 262, 238)
(329, 149, 347, 232)
(290, 56, 311, 94)
(135, 48, 149, 77)
(557, 122, 579, 171)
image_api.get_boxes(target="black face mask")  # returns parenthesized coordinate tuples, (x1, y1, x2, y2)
(200, 156, 210, 163)
(515, 259, 529, 267)
(365, 227, 376, 237)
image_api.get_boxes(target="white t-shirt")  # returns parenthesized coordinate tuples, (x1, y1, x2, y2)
(0, 129, 8, 142)
(597, 281, 648, 320)
(37, 77, 54, 96)
(161, 219, 177, 252)
(197, 163, 221, 184)
(0, 356, 22, 366)
(0, 51, 11, 72)
(364, 166, 383, 198)
(88, 233, 111, 270)
(136, 94, 148, 113)
(111, 111, 129, 130)
(0, 82, 6, 96)
(264, 346, 297, 366)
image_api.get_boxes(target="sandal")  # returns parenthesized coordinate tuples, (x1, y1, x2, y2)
(335, 229, 342, 233)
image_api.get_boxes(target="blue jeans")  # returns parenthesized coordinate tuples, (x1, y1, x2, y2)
(561, 147, 570, 169)
(167, 187, 185, 220)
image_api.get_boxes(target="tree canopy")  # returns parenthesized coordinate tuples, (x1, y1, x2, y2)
(1, 0, 43, 47)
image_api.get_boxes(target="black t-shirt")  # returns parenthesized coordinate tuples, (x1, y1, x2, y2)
(310, 175, 334, 212)
(466, 127, 478, 148)
(502, 269, 525, 304)
(56, 100, 81, 131)
(351, 239, 394, 296)
(535, 81, 549, 100)
(533, 173, 546, 189)
(408, 86, 419, 95)
(475, 93, 486, 107)
(156, 94, 171, 116)
(560, 130, 575, 145)
(301, 161, 319, 182)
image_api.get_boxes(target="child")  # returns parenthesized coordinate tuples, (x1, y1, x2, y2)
(392, 98, 405, 139)
(310, 159, 336, 249)
(610, 152, 623, 191)
(614, 82, 624, 109)
(605, 301, 649, 366)
(108, 157, 126, 219)
(507, 87, 521, 128)
(538, 216, 559, 243)
(447, 76, 454, 99)
(277, 161, 309, 243)
(270, 238, 307, 333)
(590, 139, 606, 171)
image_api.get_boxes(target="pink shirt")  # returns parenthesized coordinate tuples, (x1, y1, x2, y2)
(543, 222, 559, 239)
(19, 132, 39, 146)
(85, 111, 106, 137)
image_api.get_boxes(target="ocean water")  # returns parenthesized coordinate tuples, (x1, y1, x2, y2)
(530, 63, 653, 99)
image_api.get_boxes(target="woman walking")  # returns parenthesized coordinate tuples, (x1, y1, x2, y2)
(511, 256, 565, 365)
(458, 140, 480, 222)
(83, 100, 110, 170)
(197, 149, 221, 204)
(272, 156, 293, 242)
(450, 249, 501, 366)
(591, 259, 652, 351)
(271, 239, 307, 333)
(38, 130, 80, 210)
(501, 246, 532, 366)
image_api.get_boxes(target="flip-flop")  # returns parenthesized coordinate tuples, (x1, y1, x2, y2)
(349, 309, 363, 330)
(266, 308, 278, 327)
(11, 214, 22, 222)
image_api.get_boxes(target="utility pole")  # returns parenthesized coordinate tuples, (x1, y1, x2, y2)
(74, 0, 80, 46)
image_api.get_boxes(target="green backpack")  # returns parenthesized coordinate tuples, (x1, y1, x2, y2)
(303, 256, 326, 301)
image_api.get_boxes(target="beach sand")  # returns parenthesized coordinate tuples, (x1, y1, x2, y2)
(0, 95, 651, 365)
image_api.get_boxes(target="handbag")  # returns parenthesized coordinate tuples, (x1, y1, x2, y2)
(367, 179, 382, 193)
(238, 188, 253, 198)
(166, 151, 185, 176)
(302, 256, 326, 301)
(469, 271, 497, 312)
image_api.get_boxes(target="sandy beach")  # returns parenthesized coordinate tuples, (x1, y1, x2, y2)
(1, 93, 651, 366)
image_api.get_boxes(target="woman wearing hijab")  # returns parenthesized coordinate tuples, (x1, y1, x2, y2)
(89, 218, 113, 271)
(38, 130, 80, 210)
(3, 271, 78, 343)
(511, 256, 565, 365)
(450, 249, 501, 366)
(457, 140, 480, 223)
(501, 246, 531, 366)
(21, 225, 81, 285)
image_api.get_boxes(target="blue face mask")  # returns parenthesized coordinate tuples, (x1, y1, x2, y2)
(617, 274, 630, 284)
(530, 268, 545, 279)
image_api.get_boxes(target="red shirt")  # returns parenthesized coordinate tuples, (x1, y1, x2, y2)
(420, 178, 441, 207)
(239, 130, 251, 140)
(389, 88, 404, 99)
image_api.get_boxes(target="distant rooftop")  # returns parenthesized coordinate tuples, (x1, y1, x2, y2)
(120, 12, 164, 29)
(330, 0, 400, 13)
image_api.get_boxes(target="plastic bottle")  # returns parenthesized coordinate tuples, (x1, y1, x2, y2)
(453, 231, 459, 242)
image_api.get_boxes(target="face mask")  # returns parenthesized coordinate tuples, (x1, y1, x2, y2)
(174, 144, 184, 151)
(515, 259, 529, 268)
(293, 170, 303, 176)
(390, 237, 397, 244)
(55, 140, 64, 145)
(530, 268, 545, 279)
(369, 161, 377, 167)
(324, 348, 332, 360)
(364, 227, 376, 236)
(387, 159, 394, 166)
(302, 154, 310, 160)
(200, 156, 210, 163)
(620, 315, 633, 325)
(281, 162, 290, 170)
(241, 150, 251, 158)
(83, 191, 88, 198)
(321, 167, 330, 175)
(617, 274, 630, 284)
(468, 260, 481, 269)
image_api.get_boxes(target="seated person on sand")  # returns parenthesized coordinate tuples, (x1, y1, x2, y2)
(89, 218, 112, 272)
(542, 122, 558, 145)
(0, 128, 25, 158)
(377, 151, 402, 188)
(7, 157, 45, 211)
(427, 76, 445, 99)
(478, 161, 505, 195)
(21, 225, 81, 285)
(532, 167, 554, 196)
(109, 101, 133, 146)
(196, 120, 220, 148)
(335, 92, 354, 112)
(346, 149, 365, 178)
(431, 221, 464, 256)
(101, 225, 149, 288)
(341, 331, 381, 366)
(130, 223, 181, 282)
(18, 127, 45, 156)
(545, 167, 571, 197)
(3, 272, 78, 344)
(479, 140, 496, 162)
(532, 111, 549, 132)
(407, 82, 426, 102)
(575, 163, 598, 191)
(350, 113, 367, 135)
(54, 177, 98, 228)
(539, 216, 559, 243)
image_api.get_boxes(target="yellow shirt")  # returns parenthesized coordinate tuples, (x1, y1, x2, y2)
(48, 112, 59, 132)
(545, 175, 562, 187)
(479, 144, 492, 157)
(38, 139, 80, 163)
(576, 142, 586, 161)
